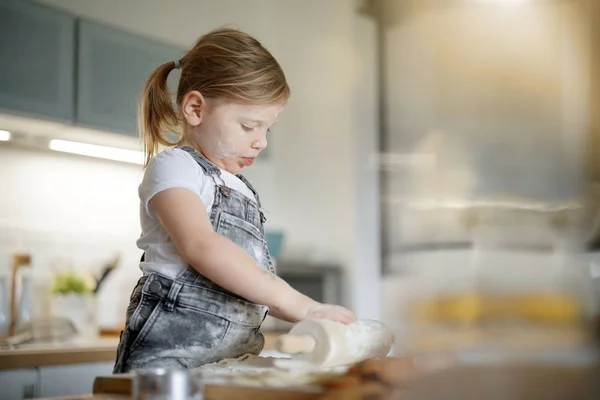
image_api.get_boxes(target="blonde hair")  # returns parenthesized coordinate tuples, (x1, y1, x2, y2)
(138, 27, 290, 167)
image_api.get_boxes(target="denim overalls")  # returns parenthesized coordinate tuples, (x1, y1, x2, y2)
(113, 146, 276, 372)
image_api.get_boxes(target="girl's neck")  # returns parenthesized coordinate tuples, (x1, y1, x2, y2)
(180, 137, 204, 156)
(179, 138, 230, 173)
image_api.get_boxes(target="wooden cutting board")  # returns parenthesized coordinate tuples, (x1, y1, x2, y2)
(93, 373, 325, 400)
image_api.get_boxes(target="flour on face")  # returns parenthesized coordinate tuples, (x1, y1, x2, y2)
(215, 138, 238, 159)
(188, 101, 283, 173)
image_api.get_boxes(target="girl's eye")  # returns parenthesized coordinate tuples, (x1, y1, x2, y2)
(241, 125, 253, 132)
(267, 128, 272, 134)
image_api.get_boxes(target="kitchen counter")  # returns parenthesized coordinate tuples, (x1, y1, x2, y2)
(39, 397, 127, 400)
(0, 337, 120, 370)
(0, 331, 286, 370)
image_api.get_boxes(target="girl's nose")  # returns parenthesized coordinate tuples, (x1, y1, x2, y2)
(251, 139, 267, 150)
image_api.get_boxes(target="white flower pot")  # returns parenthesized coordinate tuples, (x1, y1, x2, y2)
(51, 293, 97, 338)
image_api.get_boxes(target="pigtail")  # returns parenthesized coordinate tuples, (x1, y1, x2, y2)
(138, 60, 181, 167)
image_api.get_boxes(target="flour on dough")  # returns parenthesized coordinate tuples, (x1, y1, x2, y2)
(194, 354, 347, 388)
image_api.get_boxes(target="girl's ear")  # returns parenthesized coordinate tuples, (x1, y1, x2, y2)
(181, 90, 206, 126)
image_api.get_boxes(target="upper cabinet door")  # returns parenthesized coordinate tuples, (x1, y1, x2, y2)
(76, 20, 183, 136)
(0, 0, 76, 122)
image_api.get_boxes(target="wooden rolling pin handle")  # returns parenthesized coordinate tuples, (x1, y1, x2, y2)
(276, 333, 317, 354)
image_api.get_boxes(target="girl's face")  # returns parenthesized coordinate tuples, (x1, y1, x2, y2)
(185, 98, 282, 174)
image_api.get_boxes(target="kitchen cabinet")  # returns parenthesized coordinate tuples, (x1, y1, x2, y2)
(76, 19, 184, 136)
(0, 362, 114, 399)
(0, 368, 40, 399)
(38, 361, 114, 398)
(0, 0, 76, 122)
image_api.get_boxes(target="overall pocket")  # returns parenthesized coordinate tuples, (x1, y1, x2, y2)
(168, 306, 232, 369)
(112, 328, 131, 373)
(127, 288, 163, 356)
(216, 212, 270, 269)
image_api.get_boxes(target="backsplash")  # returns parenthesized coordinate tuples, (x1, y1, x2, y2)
(0, 145, 145, 327)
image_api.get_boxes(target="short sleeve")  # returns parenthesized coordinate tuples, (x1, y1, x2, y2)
(139, 148, 205, 219)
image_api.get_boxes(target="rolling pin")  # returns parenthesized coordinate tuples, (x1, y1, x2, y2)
(275, 319, 395, 369)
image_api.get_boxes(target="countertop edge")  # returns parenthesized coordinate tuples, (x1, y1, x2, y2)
(0, 331, 285, 370)
(0, 346, 118, 370)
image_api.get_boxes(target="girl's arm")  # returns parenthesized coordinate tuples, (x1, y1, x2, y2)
(150, 187, 356, 324)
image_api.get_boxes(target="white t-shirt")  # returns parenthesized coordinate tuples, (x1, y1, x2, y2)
(136, 147, 257, 278)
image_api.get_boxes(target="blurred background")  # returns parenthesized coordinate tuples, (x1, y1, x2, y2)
(0, 0, 599, 398)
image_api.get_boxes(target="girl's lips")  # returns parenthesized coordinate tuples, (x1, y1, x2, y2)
(241, 157, 255, 166)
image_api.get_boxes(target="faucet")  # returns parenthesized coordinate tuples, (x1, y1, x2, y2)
(8, 253, 31, 337)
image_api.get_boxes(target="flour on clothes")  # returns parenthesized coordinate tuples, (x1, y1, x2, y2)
(136, 147, 257, 278)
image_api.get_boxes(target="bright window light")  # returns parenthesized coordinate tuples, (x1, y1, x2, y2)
(0, 130, 11, 141)
(49, 139, 144, 165)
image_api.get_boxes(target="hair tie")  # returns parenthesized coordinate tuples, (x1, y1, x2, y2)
(173, 59, 181, 69)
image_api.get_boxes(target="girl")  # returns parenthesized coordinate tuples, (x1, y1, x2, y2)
(113, 27, 357, 373)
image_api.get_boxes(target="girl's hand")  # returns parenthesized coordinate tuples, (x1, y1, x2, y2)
(304, 303, 357, 325)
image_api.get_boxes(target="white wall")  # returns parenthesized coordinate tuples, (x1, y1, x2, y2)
(0, 145, 145, 327)
(0, 0, 380, 324)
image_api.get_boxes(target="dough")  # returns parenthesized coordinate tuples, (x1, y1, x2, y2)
(194, 354, 348, 388)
